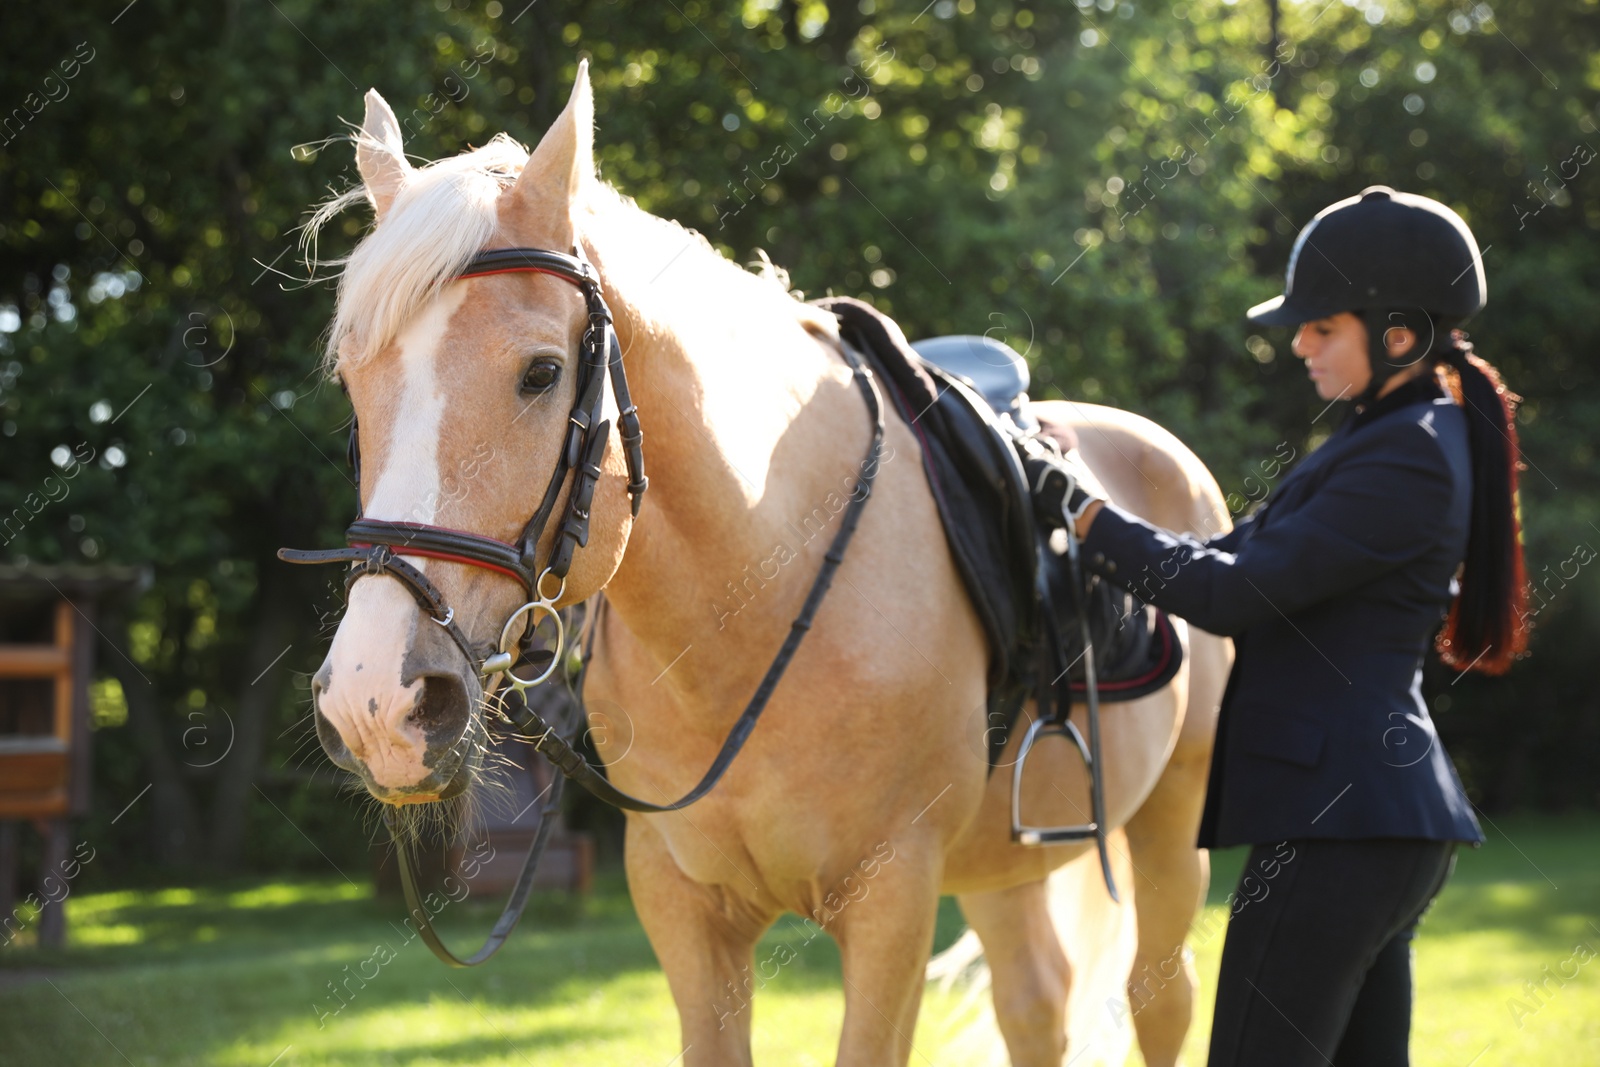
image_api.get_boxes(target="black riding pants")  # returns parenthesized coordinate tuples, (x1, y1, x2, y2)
(1207, 837, 1458, 1067)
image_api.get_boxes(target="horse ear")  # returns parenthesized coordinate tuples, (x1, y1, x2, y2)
(513, 60, 594, 213)
(356, 89, 411, 220)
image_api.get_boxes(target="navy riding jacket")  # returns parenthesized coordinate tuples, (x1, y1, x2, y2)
(1082, 377, 1484, 848)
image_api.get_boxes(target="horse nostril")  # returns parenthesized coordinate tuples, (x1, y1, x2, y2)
(313, 705, 359, 772)
(409, 673, 472, 751)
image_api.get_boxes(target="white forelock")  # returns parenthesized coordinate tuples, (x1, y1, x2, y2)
(309, 134, 529, 369)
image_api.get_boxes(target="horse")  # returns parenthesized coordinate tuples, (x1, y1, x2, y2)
(301, 61, 1232, 1066)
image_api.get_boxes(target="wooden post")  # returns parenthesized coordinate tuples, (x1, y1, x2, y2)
(0, 568, 145, 949)
(35, 817, 69, 949)
(53, 602, 73, 746)
(68, 598, 95, 817)
(0, 820, 17, 936)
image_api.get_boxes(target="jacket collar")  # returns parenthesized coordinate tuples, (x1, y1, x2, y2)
(1260, 372, 1448, 513)
(1349, 371, 1447, 430)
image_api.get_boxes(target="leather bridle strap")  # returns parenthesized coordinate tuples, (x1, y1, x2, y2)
(383, 765, 567, 968)
(278, 244, 883, 964)
(515, 345, 887, 813)
(276, 541, 482, 667)
(347, 519, 528, 584)
(375, 346, 883, 968)
(280, 245, 645, 609)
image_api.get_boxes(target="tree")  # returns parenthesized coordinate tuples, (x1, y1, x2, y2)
(2, 0, 1595, 878)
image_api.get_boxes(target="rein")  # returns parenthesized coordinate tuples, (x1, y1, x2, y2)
(280, 246, 886, 966)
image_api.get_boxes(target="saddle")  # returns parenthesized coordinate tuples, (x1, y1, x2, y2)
(817, 298, 1183, 898)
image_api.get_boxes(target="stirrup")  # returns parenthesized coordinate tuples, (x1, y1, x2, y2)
(1010, 715, 1093, 845)
(1008, 516, 1120, 903)
(1010, 716, 1119, 901)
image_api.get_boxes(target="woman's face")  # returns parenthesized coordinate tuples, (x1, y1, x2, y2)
(1292, 312, 1371, 402)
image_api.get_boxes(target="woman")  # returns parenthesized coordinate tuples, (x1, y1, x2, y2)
(1059, 186, 1528, 1065)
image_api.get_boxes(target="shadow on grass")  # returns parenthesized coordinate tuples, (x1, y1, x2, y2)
(0, 865, 980, 1064)
(2, 867, 975, 1065)
(286, 1023, 624, 1067)
(722, 894, 972, 998)
(5, 813, 1594, 1066)
(0, 869, 632, 971)
(267, 1027, 623, 1066)
(1, 906, 667, 1066)
(0, 868, 671, 1065)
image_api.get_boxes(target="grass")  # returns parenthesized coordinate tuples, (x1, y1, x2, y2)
(1, 813, 1596, 1066)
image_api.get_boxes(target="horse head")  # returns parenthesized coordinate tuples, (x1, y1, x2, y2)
(307, 63, 637, 807)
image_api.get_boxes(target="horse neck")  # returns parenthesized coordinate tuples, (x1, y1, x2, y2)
(580, 209, 856, 717)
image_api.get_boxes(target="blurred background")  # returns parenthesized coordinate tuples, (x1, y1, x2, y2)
(1, 0, 1596, 1064)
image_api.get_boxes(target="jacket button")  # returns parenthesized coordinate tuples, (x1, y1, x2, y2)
(1090, 552, 1107, 567)
(1104, 560, 1117, 575)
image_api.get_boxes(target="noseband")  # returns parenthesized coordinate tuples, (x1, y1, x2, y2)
(279, 246, 648, 692)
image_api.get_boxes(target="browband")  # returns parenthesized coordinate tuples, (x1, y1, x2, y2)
(458, 246, 600, 286)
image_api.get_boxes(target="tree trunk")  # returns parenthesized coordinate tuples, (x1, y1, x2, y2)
(207, 574, 295, 866)
(104, 640, 202, 867)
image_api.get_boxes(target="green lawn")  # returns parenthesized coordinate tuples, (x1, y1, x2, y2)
(2, 814, 1597, 1066)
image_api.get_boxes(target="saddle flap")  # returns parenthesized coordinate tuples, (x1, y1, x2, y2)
(816, 297, 1039, 706)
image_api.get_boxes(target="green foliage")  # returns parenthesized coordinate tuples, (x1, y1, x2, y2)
(1, 0, 1596, 873)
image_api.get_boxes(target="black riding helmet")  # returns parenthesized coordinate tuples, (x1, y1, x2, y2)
(1247, 186, 1487, 402)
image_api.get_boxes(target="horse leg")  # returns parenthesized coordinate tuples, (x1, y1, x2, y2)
(957, 879, 1070, 1066)
(1122, 631, 1229, 1066)
(829, 850, 944, 1067)
(625, 814, 773, 1066)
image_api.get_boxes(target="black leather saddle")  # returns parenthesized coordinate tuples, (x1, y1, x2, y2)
(907, 334, 1039, 432)
(815, 299, 1184, 760)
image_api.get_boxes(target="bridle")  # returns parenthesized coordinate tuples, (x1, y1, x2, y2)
(279, 244, 886, 967)
(280, 246, 646, 694)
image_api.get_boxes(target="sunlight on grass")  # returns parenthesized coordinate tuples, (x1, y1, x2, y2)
(71, 921, 145, 946)
(1481, 880, 1550, 910)
(3, 816, 1596, 1067)
(213, 970, 685, 1067)
(226, 882, 370, 910)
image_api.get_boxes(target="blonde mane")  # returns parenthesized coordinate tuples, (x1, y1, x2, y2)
(305, 130, 835, 372)
(305, 133, 527, 369)
(574, 181, 838, 344)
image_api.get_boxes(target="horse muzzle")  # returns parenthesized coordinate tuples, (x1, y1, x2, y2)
(312, 657, 483, 804)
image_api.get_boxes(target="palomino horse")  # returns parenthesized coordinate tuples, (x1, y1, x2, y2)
(304, 62, 1231, 1066)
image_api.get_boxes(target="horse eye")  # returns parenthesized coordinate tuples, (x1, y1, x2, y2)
(521, 358, 561, 395)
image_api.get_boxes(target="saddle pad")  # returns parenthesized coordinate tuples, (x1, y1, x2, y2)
(1030, 409, 1185, 703)
(1050, 568, 1185, 702)
(814, 298, 1185, 750)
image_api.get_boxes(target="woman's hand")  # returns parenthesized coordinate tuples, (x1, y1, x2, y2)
(1057, 449, 1109, 539)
